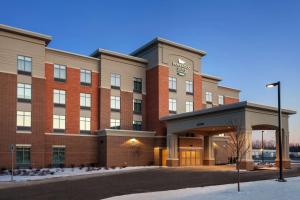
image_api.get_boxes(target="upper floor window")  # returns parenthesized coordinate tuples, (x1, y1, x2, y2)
(218, 95, 224, 105)
(133, 99, 142, 114)
(80, 69, 91, 85)
(17, 111, 31, 130)
(110, 96, 120, 111)
(53, 115, 65, 133)
(133, 120, 142, 131)
(110, 119, 120, 129)
(80, 93, 91, 109)
(186, 101, 193, 112)
(186, 81, 193, 94)
(53, 89, 66, 106)
(169, 99, 177, 114)
(80, 117, 91, 134)
(54, 64, 66, 82)
(133, 77, 142, 93)
(205, 92, 213, 103)
(169, 77, 177, 92)
(17, 56, 32, 75)
(110, 73, 120, 89)
(17, 83, 31, 102)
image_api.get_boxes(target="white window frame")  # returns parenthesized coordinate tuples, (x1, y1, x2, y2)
(110, 73, 120, 88)
(17, 55, 32, 73)
(186, 101, 193, 112)
(80, 117, 91, 132)
(205, 92, 213, 102)
(110, 96, 120, 110)
(80, 69, 91, 85)
(185, 80, 193, 94)
(169, 77, 177, 91)
(218, 95, 224, 105)
(54, 64, 66, 80)
(110, 119, 120, 129)
(17, 111, 31, 129)
(53, 89, 66, 105)
(53, 115, 65, 130)
(169, 98, 177, 112)
(80, 93, 91, 108)
(17, 83, 31, 100)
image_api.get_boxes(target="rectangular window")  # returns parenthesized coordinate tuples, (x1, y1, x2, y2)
(80, 117, 91, 134)
(16, 146, 31, 168)
(133, 99, 142, 114)
(80, 93, 91, 109)
(218, 95, 224, 105)
(52, 147, 65, 167)
(205, 92, 213, 103)
(17, 56, 32, 75)
(53, 89, 66, 106)
(169, 99, 177, 113)
(133, 77, 142, 93)
(111, 73, 121, 89)
(186, 81, 193, 94)
(54, 64, 66, 82)
(17, 83, 31, 102)
(80, 69, 91, 85)
(110, 96, 120, 111)
(186, 101, 193, 112)
(17, 111, 31, 130)
(110, 119, 120, 129)
(169, 77, 177, 92)
(53, 115, 65, 133)
(133, 120, 142, 131)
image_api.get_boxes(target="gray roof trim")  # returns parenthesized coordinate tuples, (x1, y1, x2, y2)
(130, 37, 207, 56)
(46, 47, 100, 61)
(0, 24, 52, 45)
(202, 74, 222, 81)
(91, 49, 148, 64)
(218, 85, 241, 92)
(160, 101, 296, 121)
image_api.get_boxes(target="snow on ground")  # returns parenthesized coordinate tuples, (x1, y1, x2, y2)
(104, 176, 300, 200)
(0, 166, 158, 182)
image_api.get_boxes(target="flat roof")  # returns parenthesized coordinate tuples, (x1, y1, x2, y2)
(161, 101, 296, 121)
(91, 48, 148, 64)
(202, 74, 222, 81)
(0, 24, 52, 45)
(130, 37, 207, 57)
(218, 85, 241, 92)
(46, 47, 100, 61)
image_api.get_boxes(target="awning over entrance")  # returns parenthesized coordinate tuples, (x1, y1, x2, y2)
(160, 101, 296, 169)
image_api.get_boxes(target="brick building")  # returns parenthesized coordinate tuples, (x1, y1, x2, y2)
(0, 24, 295, 169)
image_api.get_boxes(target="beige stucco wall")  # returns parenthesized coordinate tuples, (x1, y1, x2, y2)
(202, 77, 219, 105)
(218, 86, 240, 99)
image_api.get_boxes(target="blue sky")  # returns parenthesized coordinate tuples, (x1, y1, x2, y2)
(1, 0, 299, 142)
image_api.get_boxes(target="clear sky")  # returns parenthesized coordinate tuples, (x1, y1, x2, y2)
(1, 0, 299, 142)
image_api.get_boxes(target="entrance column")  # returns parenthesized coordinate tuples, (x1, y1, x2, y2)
(203, 135, 215, 165)
(275, 129, 291, 168)
(240, 129, 254, 170)
(166, 134, 179, 167)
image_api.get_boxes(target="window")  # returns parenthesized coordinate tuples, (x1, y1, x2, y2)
(80, 117, 91, 134)
(53, 89, 66, 106)
(54, 64, 66, 81)
(186, 101, 193, 112)
(218, 95, 224, 105)
(80, 69, 91, 85)
(169, 77, 177, 92)
(133, 121, 142, 131)
(110, 119, 120, 129)
(16, 146, 31, 168)
(53, 115, 65, 133)
(80, 93, 91, 109)
(17, 111, 31, 130)
(17, 56, 32, 75)
(205, 92, 213, 102)
(169, 99, 177, 113)
(186, 81, 193, 94)
(133, 77, 142, 93)
(111, 96, 120, 111)
(133, 99, 142, 114)
(111, 73, 120, 89)
(17, 83, 31, 102)
(52, 147, 65, 167)
(218, 133, 225, 137)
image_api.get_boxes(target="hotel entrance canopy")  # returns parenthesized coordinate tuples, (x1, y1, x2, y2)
(160, 101, 296, 169)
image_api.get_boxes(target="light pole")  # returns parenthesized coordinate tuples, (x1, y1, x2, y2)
(261, 130, 264, 164)
(266, 81, 285, 182)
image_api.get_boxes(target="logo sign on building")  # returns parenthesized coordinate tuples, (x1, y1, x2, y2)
(172, 58, 191, 76)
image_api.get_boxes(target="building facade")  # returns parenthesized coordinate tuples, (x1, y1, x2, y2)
(0, 24, 294, 169)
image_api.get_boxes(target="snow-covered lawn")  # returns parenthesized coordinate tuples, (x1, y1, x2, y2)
(0, 166, 158, 182)
(104, 176, 300, 200)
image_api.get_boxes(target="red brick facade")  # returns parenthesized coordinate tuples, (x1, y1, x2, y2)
(121, 91, 133, 130)
(99, 87, 111, 129)
(224, 96, 239, 104)
(194, 73, 202, 110)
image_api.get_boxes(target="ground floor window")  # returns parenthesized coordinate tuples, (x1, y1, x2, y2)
(52, 147, 65, 167)
(110, 119, 120, 129)
(16, 146, 31, 168)
(133, 120, 142, 131)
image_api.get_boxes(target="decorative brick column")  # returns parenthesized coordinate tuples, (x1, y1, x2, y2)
(166, 134, 179, 167)
(203, 135, 215, 165)
(240, 129, 254, 170)
(275, 129, 291, 169)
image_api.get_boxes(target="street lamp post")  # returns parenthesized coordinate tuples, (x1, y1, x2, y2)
(266, 81, 286, 182)
(261, 130, 264, 164)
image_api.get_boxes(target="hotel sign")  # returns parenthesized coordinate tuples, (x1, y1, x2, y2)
(172, 58, 191, 76)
